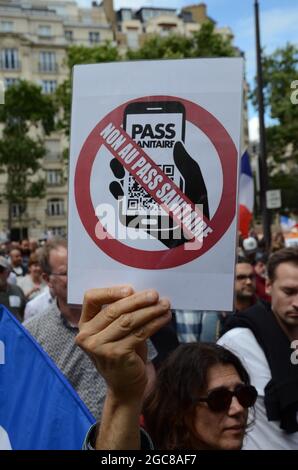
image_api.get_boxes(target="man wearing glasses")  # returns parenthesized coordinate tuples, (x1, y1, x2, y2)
(219, 248, 298, 449)
(24, 238, 109, 419)
(173, 257, 256, 345)
(24, 238, 156, 421)
(234, 257, 256, 313)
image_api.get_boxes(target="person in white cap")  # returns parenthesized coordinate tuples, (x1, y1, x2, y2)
(242, 236, 258, 264)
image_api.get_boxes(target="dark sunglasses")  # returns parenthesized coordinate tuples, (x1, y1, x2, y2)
(199, 384, 258, 412)
(236, 274, 255, 281)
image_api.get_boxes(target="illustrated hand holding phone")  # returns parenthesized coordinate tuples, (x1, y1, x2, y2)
(109, 101, 210, 248)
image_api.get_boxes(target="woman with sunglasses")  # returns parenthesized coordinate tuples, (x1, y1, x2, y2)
(78, 287, 257, 450)
(143, 342, 257, 450)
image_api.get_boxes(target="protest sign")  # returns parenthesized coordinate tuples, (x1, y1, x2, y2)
(68, 58, 243, 310)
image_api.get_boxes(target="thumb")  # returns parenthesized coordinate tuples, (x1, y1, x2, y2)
(173, 141, 210, 220)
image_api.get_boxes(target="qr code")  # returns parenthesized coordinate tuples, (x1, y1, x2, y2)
(127, 165, 175, 211)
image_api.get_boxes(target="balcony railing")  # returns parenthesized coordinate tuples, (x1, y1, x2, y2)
(46, 209, 65, 217)
(46, 180, 64, 187)
(38, 62, 58, 73)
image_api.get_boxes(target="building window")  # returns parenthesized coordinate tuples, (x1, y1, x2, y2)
(141, 9, 175, 22)
(48, 227, 66, 237)
(82, 14, 92, 25)
(45, 139, 60, 161)
(159, 23, 176, 36)
(11, 203, 25, 219)
(46, 170, 62, 186)
(121, 9, 132, 21)
(38, 25, 52, 37)
(1, 21, 13, 32)
(89, 32, 100, 44)
(65, 30, 73, 41)
(39, 51, 57, 72)
(41, 80, 57, 94)
(126, 30, 139, 49)
(47, 199, 64, 216)
(181, 11, 193, 22)
(4, 78, 19, 89)
(141, 10, 154, 22)
(0, 49, 19, 70)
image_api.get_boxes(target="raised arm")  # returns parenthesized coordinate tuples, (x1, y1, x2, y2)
(76, 286, 171, 450)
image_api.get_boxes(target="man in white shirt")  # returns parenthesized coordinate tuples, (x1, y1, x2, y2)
(218, 247, 298, 449)
(24, 286, 54, 322)
(9, 248, 26, 277)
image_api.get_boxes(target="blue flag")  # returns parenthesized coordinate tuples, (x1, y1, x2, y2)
(0, 305, 95, 450)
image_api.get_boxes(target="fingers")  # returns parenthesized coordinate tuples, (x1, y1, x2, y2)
(84, 308, 172, 357)
(79, 289, 161, 337)
(109, 181, 124, 199)
(110, 158, 125, 179)
(97, 298, 171, 344)
(120, 309, 172, 351)
(110, 159, 125, 201)
(173, 141, 196, 177)
(173, 141, 210, 219)
(79, 286, 134, 326)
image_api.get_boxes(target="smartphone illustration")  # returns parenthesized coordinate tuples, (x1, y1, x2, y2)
(122, 101, 186, 229)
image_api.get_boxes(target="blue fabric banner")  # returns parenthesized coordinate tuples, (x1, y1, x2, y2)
(0, 305, 95, 450)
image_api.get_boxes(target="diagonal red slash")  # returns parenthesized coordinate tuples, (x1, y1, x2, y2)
(99, 121, 213, 242)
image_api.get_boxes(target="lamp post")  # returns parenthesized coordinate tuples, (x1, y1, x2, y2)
(254, 0, 271, 250)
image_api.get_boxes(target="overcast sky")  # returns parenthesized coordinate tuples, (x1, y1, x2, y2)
(77, 1, 298, 140)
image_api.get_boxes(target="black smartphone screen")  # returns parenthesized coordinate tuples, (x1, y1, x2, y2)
(123, 101, 185, 217)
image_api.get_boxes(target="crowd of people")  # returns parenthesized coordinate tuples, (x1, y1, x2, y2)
(79, 243, 298, 451)
(0, 239, 47, 322)
(0, 232, 297, 450)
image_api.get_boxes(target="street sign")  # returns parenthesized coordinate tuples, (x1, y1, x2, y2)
(266, 189, 281, 209)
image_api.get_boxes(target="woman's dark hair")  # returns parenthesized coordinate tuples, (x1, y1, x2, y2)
(143, 342, 251, 450)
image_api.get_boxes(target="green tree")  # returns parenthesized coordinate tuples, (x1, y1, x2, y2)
(57, 23, 237, 160)
(252, 43, 298, 211)
(253, 43, 298, 166)
(0, 80, 56, 236)
(191, 21, 236, 57)
(127, 21, 236, 60)
(270, 173, 298, 213)
(58, 24, 236, 135)
(55, 42, 120, 138)
(126, 34, 194, 60)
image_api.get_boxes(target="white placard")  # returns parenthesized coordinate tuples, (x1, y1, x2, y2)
(9, 295, 21, 308)
(68, 58, 244, 310)
(266, 189, 282, 209)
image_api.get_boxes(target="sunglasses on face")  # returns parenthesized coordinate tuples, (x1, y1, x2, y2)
(236, 274, 255, 281)
(199, 384, 258, 412)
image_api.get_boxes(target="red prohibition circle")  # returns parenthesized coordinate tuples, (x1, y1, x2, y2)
(75, 95, 237, 269)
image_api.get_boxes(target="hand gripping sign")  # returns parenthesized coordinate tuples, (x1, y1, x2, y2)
(74, 95, 237, 270)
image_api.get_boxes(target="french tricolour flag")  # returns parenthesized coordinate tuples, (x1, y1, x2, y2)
(239, 150, 254, 238)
